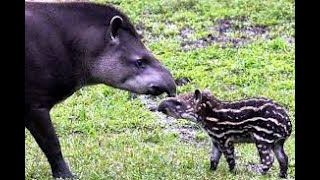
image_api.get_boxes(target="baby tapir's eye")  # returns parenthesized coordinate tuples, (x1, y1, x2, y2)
(135, 59, 145, 68)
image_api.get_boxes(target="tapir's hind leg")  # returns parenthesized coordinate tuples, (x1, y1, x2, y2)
(247, 140, 274, 176)
(25, 107, 74, 178)
(273, 139, 288, 178)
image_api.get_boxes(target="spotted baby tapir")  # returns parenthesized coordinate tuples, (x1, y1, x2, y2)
(158, 89, 292, 178)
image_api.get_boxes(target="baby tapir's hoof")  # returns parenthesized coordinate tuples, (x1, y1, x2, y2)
(210, 161, 218, 171)
(246, 163, 265, 174)
(279, 171, 288, 179)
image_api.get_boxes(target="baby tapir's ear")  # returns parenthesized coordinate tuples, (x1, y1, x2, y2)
(194, 89, 202, 104)
(203, 88, 212, 96)
(109, 15, 123, 40)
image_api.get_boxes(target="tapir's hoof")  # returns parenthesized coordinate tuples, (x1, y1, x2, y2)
(53, 171, 76, 179)
(229, 167, 238, 174)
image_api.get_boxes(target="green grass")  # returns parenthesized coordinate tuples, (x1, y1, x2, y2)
(25, 0, 295, 179)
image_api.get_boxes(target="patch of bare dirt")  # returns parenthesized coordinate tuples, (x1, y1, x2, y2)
(180, 16, 272, 50)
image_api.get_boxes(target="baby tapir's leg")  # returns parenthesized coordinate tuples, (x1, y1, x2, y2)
(210, 141, 222, 171)
(221, 138, 236, 172)
(255, 141, 274, 175)
(273, 139, 288, 178)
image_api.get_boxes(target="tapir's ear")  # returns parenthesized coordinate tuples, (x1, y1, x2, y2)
(194, 89, 202, 104)
(109, 15, 123, 40)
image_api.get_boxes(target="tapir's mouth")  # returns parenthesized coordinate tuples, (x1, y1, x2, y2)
(146, 89, 164, 96)
(166, 90, 176, 97)
(146, 87, 176, 97)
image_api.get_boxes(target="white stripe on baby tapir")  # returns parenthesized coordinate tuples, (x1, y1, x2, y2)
(206, 117, 219, 122)
(253, 133, 274, 143)
(212, 103, 283, 113)
(224, 137, 233, 147)
(206, 101, 213, 108)
(272, 110, 285, 119)
(224, 98, 270, 106)
(207, 129, 246, 138)
(248, 125, 273, 134)
(217, 117, 287, 132)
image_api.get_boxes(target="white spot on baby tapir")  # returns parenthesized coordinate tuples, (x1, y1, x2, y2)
(266, 111, 270, 114)
(261, 150, 270, 154)
(228, 155, 234, 159)
(266, 124, 270, 127)
(257, 144, 263, 148)
(266, 156, 270, 160)
(202, 103, 206, 107)
(187, 105, 191, 109)
(262, 159, 266, 163)
(266, 160, 272, 165)
(177, 105, 181, 109)
(227, 115, 232, 119)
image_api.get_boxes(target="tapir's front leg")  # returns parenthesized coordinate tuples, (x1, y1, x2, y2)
(25, 108, 74, 178)
(210, 141, 222, 171)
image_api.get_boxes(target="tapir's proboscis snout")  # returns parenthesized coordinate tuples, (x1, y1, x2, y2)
(146, 69, 177, 97)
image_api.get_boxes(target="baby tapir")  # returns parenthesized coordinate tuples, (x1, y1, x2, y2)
(25, 2, 176, 178)
(158, 89, 292, 178)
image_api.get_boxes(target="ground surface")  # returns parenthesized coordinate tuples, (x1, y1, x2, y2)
(25, 0, 295, 179)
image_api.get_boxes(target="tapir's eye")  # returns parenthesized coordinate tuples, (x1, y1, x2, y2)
(135, 59, 145, 68)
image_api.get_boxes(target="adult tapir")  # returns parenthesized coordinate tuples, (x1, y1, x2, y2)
(25, 2, 176, 178)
